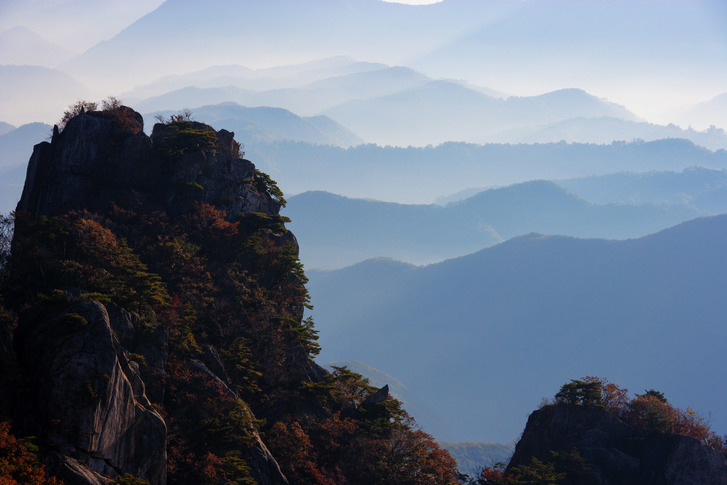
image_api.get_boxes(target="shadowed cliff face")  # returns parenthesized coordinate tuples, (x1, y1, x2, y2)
(17, 108, 279, 220)
(509, 404, 727, 485)
(7, 107, 294, 485)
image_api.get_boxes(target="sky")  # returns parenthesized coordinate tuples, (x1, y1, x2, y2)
(0, 0, 165, 54)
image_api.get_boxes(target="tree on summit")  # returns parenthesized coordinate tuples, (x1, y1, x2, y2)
(554, 379, 602, 407)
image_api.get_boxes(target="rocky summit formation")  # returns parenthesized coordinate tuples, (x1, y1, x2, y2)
(0, 106, 458, 484)
(509, 403, 727, 485)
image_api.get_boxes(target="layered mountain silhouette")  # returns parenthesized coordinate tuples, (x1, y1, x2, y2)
(559, 167, 727, 207)
(412, 0, 727, 97)
(306, 215, 727, 443)
(148, 103, 362, 147)
(0, 26, 70, 66)
(674, 92, 727, 130)
(0, 122, 51, 214)
(283, 183, 701, 269)
(0, 66, 87, 126)
(250, 138, 727, 204)
(320, 86, 639, 146)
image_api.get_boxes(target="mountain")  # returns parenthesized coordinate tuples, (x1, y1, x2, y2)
(0, 122, 51, 169)
(283, 183, 700, 269)
(61, 0, 488, 87)
(674, 92, 727, 130)
(498, 116, 727, 150)
(0, 0, 164, 56)
(321, 85, 639, 146)
(283, 191, 500, 270)
(58, 0, 725, 112)
(0, 65, 87, 125)
(0, 163, 29, 216)
(135, 86, 256, 114)
(133, 69, 727, 147)
(306, 215, 727, 443)
(507, 401, 727, 484)
(0, 106, 458, 484)
(412, 0, 727, 110)
(0, 122, 14, 136)
(0, 26, 70, 66)
(121, 57, 388, 102)
(440, 442, 514, 478)
(247, 138, 727, 204)
(149, 102, 362, 147)
(238, 65, 433, 117)
(0, 122, 52, 215)
(558, 167, 727, 206)
(135, 65, 433, 118)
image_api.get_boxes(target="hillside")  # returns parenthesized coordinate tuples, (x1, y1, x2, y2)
(306, 215, 727, 443)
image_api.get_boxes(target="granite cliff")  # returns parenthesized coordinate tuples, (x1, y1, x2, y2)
(0, 106, 457, 484)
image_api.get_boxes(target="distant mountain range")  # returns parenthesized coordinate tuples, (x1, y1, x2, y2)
(284, 182, 702, 269)
(306, 215, 727, 443)
(0, 122, 50, 214)
(558, 167, 727, 208)
(673, 92, 727, 131)
(58, 0, 725, 105)
(147, 103, 362, 147)
(3, 0, 723, 147)
(0, 26, 70, 66)
(251, 138, 727, 204)
(0, 66, 87, 126)
(320, 85, 640, 146)
(126, 64, 727, 148)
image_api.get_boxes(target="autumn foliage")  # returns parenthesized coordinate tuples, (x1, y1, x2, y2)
(0, 421, 62, 485)
(575, 377, 725, 450)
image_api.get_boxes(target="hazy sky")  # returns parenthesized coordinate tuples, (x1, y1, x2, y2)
(0, 0, 165, 53)
(383, 0, 443, 3)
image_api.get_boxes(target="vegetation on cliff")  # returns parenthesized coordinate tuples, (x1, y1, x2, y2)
(0, 104, 457, 484)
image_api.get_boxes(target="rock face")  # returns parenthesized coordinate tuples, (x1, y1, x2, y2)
(509, 404, 727, 485)
(14, 296, 167, 484)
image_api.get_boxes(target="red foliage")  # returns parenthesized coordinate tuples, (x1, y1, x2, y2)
(476, 465, 518, 484)
(0, 421, 63, 484)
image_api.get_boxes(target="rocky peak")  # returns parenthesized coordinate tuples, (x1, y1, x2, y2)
(509, 403, 727, 484)
(17, 107, 279, 221)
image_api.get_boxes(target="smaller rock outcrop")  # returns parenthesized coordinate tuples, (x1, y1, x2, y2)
(509, 403, 727, 485)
